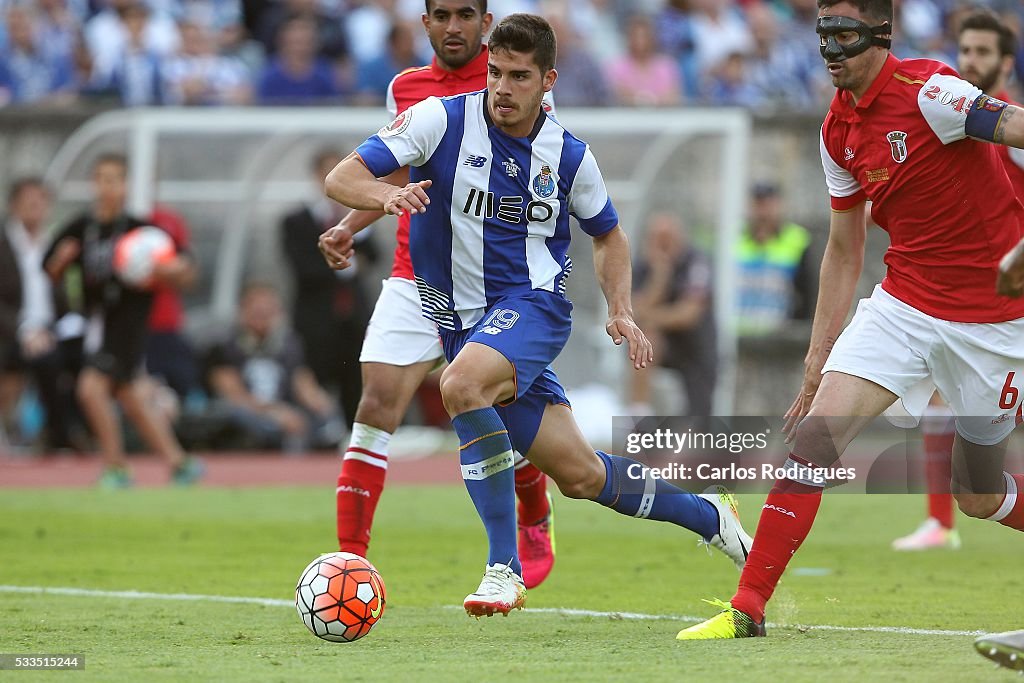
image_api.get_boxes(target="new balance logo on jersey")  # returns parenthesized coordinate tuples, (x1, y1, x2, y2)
(462, 188, 554, 224)
(463, 155, 487, 167)
(763, 504, 797, 518)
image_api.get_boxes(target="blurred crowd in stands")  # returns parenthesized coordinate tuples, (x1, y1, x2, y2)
(1, 0, 1022, 112)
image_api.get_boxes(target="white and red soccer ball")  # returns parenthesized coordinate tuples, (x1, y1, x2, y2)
(113, 226, 176, 289)
(295, 552, 386, 642)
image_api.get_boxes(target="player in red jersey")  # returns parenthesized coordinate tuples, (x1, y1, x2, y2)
(321, 0, 556, 588)
(891, 9, 1024, 551)
(679, 0, 1024, 639)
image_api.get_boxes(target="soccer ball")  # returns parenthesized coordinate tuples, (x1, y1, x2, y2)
(295, 552, 386, 642)
(112, 226, 175, 289)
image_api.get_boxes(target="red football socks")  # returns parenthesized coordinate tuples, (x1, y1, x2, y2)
(731, 459, 824, 624)
(988, 473, 1024, 532)
(336, 423, 390, 556)
(515, 460, 549, 526)
(923, 429, 955, 529)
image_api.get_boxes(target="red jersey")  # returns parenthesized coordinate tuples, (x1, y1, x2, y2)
(820, 54, 1024, 323)
(384, 46, 490, 280)
(147, 205, 190, 332)
(996, 90, 1024, 197)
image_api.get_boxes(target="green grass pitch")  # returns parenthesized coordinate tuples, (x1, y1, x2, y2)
(0, 485, 1020, 681)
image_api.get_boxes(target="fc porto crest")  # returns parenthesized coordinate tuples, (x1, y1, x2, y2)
(886, 131, 908, 164)
(532, 164, 557, 198)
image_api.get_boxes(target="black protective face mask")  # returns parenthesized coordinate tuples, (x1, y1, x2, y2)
(816, 15, 892, 62)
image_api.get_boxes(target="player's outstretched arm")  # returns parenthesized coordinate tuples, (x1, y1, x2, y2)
(324, 152, 430, 216)
(592, 226, 653, 370)
(321, 160, 427, 269)
(783, 201, 867, 437)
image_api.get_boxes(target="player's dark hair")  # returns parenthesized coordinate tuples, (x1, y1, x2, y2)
(6, 176, 47, 204)
(488, 13, 556, 73)
(959, 10, 1018, 59)
(816, 0, 892, 26)
(92, 152, 128, 174)
(424, 1, 487, 15)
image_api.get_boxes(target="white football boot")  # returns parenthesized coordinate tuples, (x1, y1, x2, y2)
(698, 486, 753, 570)
(463, 562, 526, 618)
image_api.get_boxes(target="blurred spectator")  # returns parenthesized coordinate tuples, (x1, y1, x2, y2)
(85, 0, 180, 88)
(1, 178, 84, 451)
(37, 0, 80, 62)
(43, 154, 202, 487)
(548, 12, 611, 106)
(280, 148, 377, 429)
(103, 1, 165, 105)
(744, 3, 818, 111)
(0, 4, 77, 107)
(736, 182, 815, 336)
(216, 15, 265, 78)
(690, 0, 751, 93)
(257, 15, 340, 104)
(146, 204, 203, 406)
(206, 281, 342, 452)
(656, 0, 700, 99)
(630, 211, 717, 418)
(162, 18, 252, 105)
(256, 0, 348, 60)
(606, 14, 683, 106)
(704, 49, 761, 106)
(354, 21, 421, 105)
(345, 0, 399, 63)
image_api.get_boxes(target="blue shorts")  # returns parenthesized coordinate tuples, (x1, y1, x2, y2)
(440, 290, 572, 455)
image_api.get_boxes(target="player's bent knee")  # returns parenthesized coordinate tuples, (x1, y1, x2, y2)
(552, 460, 605, 500)
(438, 370, 490, 416)
(952, 492, 1001, 519)
(354, 389, 402, 430)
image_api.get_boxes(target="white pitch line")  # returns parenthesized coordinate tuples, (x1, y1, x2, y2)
(0, 585, 293, 608)
(0, 585, 986, 637)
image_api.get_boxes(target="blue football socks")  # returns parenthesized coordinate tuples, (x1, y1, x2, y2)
(453, 407, 521, 576)
(593, 451, 720, 540)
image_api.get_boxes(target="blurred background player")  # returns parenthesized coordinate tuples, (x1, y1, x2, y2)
(1, 177, 82, 451)
(43, 153, 202, 487)
(892, 9, 1021, 552)
(318, 0, 556, 589)
(280, 147, 377, 432)
(206, 281, 341, 452)
(628, 211, 717, 420)
(736, 181, 815, 336)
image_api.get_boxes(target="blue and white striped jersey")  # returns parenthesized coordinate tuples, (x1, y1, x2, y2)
(355, 89, 619, 331)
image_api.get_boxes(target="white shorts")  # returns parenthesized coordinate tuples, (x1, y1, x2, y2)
(359, 277, 445, 366)
(823, 285, 1024, 445)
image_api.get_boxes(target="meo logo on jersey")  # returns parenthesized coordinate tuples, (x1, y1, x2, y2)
(886, 131, 908, 164)
(462, 188, 555, 225)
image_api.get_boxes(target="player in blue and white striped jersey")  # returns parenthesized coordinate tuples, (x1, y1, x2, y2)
(324, 13, 751, 619)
